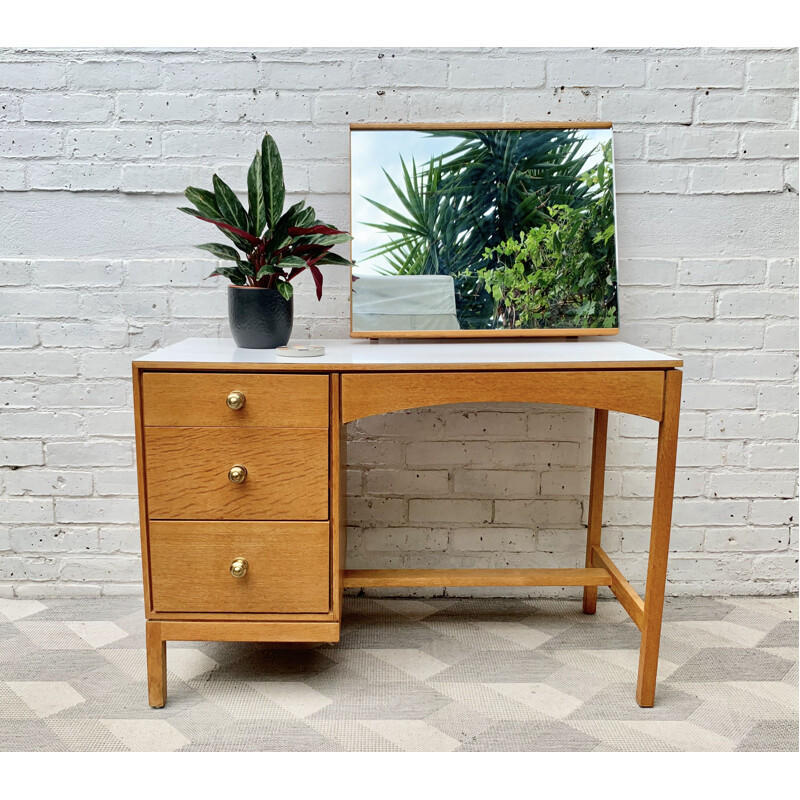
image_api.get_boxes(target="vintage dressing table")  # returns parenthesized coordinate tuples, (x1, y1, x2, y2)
(132, 337, 682, 708)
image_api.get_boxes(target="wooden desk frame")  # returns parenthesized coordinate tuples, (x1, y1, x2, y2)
(133, 348, 682, 709)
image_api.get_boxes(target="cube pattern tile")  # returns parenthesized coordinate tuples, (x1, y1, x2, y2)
(0, 596, 796, 752)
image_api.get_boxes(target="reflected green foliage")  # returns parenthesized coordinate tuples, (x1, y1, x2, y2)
(361, 129, 617, 329)
(478, 142, 617, 329)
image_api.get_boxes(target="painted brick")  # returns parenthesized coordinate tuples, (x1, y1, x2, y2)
(750, 499, 797, 526)
(691, 164, 784, 194)
(0, 62, 66, 89)
(741, 131, 799, 160)
(39, 321, 128, 349)
(648, 128, 739, 160)
(494, 499, 583, 527)
(32, 260, 122, 288)
(23, 94, 112, 122)
(0, 412, 83, 439)
(747, 57, 799, 89)
(649, 58, 744, 88)
(0, 164, 26, 190)
(365, 469, 449, 497)
(409, 499, 493, 524)
(764, 321, 799, 351)
(0, 441, 44, 467)
(67, 128, 159, 160)
(680, 383, 758, 411)
(599, 91, 693, 123)
(713, 353, 797, 381)
(705, 527, 789, 552)
(217, 92, 311, 123)
(717, 289, 796, 318)
(0, 130, 62, 158)
(758, 385, 800, 413)
(0, 94, 20, 121)
(710, 471, 797, 499)
(352, 56, 448, 88)
(548, 57, 645, 88)
(679, 258, 767, 286)
(0, 321, 39, 348)
(451, 58, 546, 88)
(410, 91, 506, 122)
(28, 163, 123, 192)
(263, 61, 352, 90)
(615, 163, 689, 194)
(68, 60, 160, 89)
(503, 90, 598, 121)
(452, 470, 538, 498)
(37, 382, 129, 409)
(363, 527, 449, 552)
(0, 351, 78, 378)
(767, 259, 798, 287)
(84, 411, 135, 438)
(4, 470, 93, 497)
(55, 499, 139, 525)
(696, 92, 795, 124)
(116, 93, 216, 122)
(3, 499, 54, 524)
(59, 556, 142, 582)
(451, 528, 537, 552)
(161, 61, 259, 90)
(46, 441, 132, 468)
(620, 289, 713, 319)
(674, 322, 764, 350)
(0, 46, 796, 597)
(707, 411, 798, 442)
(10, 526, 99, 553)
(313, 92, 409, 124)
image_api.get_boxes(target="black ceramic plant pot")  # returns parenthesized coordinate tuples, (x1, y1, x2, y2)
(228, 286, 293, 349)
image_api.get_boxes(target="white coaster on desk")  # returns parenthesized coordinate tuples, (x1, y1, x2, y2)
(275, 344, 326, 358)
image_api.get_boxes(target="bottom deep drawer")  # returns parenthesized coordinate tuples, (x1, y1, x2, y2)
(149, 521, 330, 613)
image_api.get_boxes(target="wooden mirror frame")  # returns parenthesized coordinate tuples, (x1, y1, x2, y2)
(348, 121, 618, 340)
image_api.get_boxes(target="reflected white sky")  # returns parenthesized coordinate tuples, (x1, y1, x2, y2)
(350, 128, 613, 275)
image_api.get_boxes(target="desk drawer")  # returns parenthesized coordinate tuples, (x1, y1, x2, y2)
(141, 372, 329, 428)
(149, 521, 330, 613)
(145, 427, 328, 520)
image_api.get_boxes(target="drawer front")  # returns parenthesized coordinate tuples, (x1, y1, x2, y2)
(149, 521, 330, 613)
(142, 372, 329, 428)
(145, 427, 328, 520)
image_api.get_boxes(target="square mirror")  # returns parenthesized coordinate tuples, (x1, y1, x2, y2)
(350, 123, 619, 339)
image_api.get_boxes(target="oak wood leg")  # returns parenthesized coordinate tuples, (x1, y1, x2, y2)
(583, 409, 608, 614)
(636, 370, 682, 707)
(146, 621, 167, 708)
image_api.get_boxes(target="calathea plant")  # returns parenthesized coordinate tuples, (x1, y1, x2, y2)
(179, 132, 353, 302)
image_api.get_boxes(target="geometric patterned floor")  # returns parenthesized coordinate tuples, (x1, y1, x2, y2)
(0, 595, 796, 752)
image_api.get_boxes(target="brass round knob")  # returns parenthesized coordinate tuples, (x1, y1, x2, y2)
(226, 391, 246, 410)
(230, 557, 248, 578)
(228, 464, 247, 484)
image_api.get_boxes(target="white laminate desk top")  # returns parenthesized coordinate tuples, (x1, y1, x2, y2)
(135, 338, 682, 371)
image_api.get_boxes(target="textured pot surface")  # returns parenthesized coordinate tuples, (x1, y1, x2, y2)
(228, 286, 293, 349)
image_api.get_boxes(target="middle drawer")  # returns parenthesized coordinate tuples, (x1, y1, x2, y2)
(145, 427, 328, 520)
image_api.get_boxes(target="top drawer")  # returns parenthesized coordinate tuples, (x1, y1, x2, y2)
(141, 372, 329, 428)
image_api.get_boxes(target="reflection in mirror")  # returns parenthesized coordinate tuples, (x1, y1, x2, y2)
(350, 125, 619, 338)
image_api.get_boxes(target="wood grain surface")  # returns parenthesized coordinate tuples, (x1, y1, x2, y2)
(142, 372, 329, 427)
(150, 521, 330, 613)
(341, 370, 665, 423)
(145, 427, 328, 520)
(343, 568, 612, 588)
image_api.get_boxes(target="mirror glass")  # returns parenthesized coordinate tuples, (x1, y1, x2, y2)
(350, 125, 618, 338)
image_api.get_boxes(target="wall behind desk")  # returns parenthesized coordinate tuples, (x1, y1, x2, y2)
(1, 47, 797, 598)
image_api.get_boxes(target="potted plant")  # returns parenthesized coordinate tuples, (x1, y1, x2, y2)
(179, 132, 353, 348)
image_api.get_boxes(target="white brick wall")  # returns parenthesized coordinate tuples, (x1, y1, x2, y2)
(0, 47, 797, 599)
